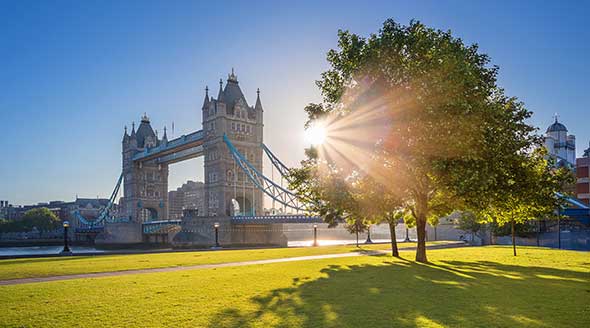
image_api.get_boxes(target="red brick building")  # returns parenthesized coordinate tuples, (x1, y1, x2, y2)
(576, 156, 590, 205)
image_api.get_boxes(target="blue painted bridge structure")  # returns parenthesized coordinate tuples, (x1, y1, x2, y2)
(75, 128, 320, 237)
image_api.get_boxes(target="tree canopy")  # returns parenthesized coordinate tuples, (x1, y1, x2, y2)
(0, 207, 61, 233)
(290, 19, 570, 262)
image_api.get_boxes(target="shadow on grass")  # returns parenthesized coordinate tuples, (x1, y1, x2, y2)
(207, 256, 589, 328)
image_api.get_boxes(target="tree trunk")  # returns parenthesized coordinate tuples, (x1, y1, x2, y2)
(388, 220, 399, 257)
(356, 230, 359, 248)
(536, 220, 540, 247)
(413, 192, 429, 263)
(416, 216, 427, 262)
(511, 219, 516, 256)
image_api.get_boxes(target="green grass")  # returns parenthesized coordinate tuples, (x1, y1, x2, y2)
(1, 246, 588, 327)
(0, 242, 453, 280)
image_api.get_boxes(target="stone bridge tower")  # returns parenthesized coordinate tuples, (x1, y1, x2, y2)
(122, 114, 169, 222)
(202, 70, 264, 216)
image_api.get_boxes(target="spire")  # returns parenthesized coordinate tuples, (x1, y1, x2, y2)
(255, 88, 263, 111)
(162, 126, 168, 143)
(129, 121, 137, 146)
(123, 125, 129, 142)
(217, 78, 224, 101)
(228, 68, 238, 82)
(124, 125, 128, 136)
(202, 85, 210, 109)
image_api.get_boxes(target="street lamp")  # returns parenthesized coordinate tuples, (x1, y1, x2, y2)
(404, 226, 411, 242)
(312, 224, 318, 247)
(61, 221, 72, 255)
(557, 207, 561, 249)
(213, 222, 220, 248)
(364, 225, 373, 244)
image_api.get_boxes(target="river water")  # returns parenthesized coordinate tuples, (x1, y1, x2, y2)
(0, 246, 106, 256)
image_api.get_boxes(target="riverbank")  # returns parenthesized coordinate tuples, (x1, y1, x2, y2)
(0, 239, 456, 259)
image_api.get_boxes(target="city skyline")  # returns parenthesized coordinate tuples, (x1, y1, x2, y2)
(1, 0, 589, 205)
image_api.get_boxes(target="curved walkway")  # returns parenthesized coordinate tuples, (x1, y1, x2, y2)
(0, 242, 467, 286)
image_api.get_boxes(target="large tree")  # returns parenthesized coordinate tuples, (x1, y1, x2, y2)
(292, 19, 566, 263)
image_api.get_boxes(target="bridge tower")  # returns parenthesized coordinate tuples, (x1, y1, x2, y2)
(122, 114, 169, 222)
(202, 70, 264, 216)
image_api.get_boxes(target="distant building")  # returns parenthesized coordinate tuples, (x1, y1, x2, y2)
(544, 116, 576, 168)
(0, 200, 10, 219)
(168, 181, 205, 219)
(576, 144, 590, 205)
(0, 198, 109, 227)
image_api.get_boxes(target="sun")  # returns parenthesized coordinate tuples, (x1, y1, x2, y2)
(304, 123, 327, 146)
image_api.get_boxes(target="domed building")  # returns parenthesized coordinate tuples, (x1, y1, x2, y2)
(544, 116, 576, 167)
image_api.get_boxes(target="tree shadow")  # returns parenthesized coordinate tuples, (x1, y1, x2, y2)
(207, 257, 589, 327)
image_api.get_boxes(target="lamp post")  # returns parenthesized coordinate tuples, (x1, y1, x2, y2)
(61, 221, 72, 255)
(404, 226, 411, 242)
(557, 207, 561, 249)
(312, 224, 318, 247)
(364, 225, 373, 244)
(214, 222, 220, 248)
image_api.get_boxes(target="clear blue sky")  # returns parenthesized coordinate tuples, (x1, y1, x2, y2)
(1, 0, 588, 205)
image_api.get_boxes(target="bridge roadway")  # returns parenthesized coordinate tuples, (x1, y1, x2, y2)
(142, 216, 322, 234)
(132, 130, 204, 165)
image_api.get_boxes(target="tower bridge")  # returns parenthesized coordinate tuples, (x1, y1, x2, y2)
(75, 71, 315, 246)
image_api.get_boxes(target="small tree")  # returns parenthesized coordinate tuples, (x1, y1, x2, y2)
(351, 175, 406, 256)
(344, 217, 368, 247)
(380, 210, 409, 256)
(456, 211, 482, 243)
(481, 149, 573, 256)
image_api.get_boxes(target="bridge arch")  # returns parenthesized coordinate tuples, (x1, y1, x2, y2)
(228, 196, 253, 216)
(139, 207, 160, 222)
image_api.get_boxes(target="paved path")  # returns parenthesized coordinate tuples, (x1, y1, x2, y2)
(0, 243, 466, 286)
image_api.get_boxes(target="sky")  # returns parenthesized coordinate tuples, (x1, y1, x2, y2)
(1, 0, 589, 205)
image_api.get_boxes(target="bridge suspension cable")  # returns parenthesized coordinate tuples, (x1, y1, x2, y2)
(261, 141, 317, 209)
(74, 173, 124, 227)
(223, 134, 308, 212)
(261, 143, 292, 180)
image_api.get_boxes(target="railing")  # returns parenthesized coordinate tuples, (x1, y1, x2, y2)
(231, 215, 322, 224)
(142, 220, 182, 234)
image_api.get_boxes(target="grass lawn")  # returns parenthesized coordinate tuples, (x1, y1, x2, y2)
(0, 241, 457, 280)
(1, 246, 588, 327)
